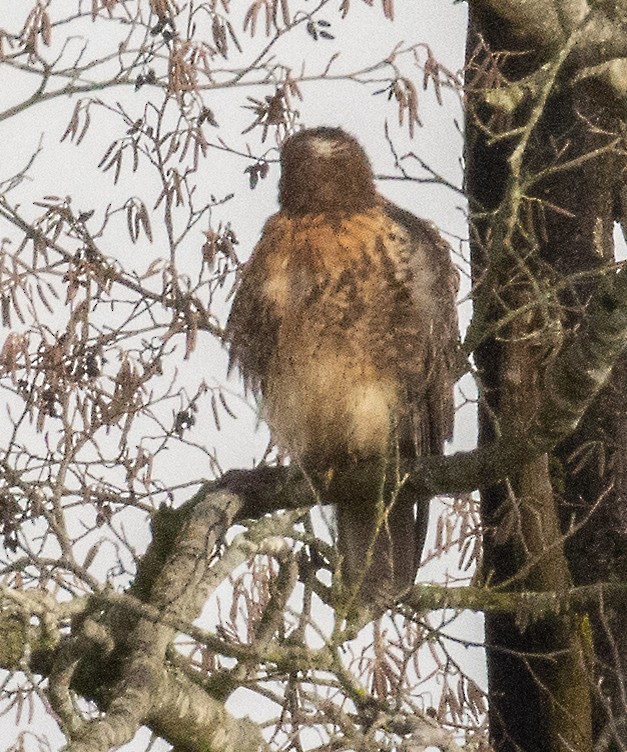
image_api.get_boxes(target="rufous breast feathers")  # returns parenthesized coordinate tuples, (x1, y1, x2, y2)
(228, 200, 454, 468)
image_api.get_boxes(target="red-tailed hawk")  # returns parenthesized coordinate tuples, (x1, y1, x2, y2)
(227, 127, 458, 609)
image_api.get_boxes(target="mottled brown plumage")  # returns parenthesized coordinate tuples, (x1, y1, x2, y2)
(227, 127, 458, 609)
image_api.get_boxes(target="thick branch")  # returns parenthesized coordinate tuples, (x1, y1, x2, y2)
(4, 580, 626, 675)
(404, 580, 627, 615)
(46, 488, 270, 752)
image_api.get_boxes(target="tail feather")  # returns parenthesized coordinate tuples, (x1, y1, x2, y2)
(330, 456, 427, 610)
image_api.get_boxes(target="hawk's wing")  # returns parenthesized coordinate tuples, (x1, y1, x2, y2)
(381, 200, 459, 456)
(225, 215, 285, 396)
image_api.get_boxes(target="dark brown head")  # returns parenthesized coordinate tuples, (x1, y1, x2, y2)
(279, 127, 378, 216)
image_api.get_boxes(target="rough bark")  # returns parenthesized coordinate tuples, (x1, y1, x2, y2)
(465, 4, 627, 751)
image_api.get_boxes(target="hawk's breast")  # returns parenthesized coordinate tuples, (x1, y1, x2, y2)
(258, 208, 434, 466)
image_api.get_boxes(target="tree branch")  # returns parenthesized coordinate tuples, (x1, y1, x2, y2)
(42, 488, 268, 752)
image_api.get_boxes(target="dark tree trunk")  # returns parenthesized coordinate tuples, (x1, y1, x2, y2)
(465, 10, 627, 752)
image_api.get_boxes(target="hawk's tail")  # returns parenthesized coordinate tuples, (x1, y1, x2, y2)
(331, 457, 428, 612)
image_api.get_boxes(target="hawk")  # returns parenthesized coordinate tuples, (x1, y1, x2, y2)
(227, 127, 458, 609)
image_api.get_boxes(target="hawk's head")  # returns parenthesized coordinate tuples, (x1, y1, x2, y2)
(279, 127, 378, 216)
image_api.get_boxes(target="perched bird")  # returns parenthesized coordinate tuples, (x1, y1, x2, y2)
(227, 126, 458, 609)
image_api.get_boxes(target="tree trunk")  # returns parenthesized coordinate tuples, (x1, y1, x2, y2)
(465, 9, 627, 751)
